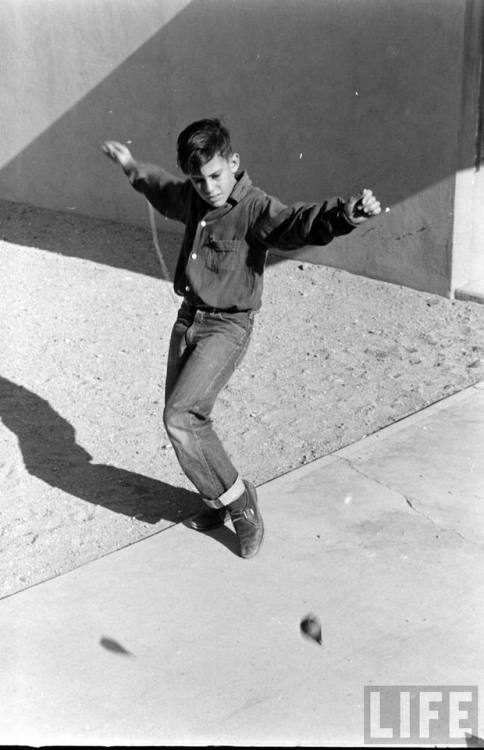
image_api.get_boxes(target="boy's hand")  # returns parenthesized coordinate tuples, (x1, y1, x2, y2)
(102, 140, 135, 170)
(344, 188, 381, 225)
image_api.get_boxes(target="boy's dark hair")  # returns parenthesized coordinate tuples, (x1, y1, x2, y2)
(177, 118, 233, 175)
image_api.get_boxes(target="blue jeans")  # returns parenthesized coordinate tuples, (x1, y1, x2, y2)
(164, 301, 254, 501)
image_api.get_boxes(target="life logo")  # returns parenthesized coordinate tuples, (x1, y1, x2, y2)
(364, 685, 479, 745)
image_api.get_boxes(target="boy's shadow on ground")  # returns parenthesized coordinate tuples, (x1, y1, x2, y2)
(0, 375, 238, 552)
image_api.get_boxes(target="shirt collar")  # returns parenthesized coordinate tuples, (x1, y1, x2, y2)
(226, 170, 252, 205)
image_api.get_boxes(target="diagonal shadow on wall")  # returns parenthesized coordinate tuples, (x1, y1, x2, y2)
(0, 0, 473, 293)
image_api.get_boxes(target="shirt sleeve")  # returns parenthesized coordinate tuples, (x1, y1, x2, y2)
(250, 193, 357, 251)
(125, 162, 189, 224)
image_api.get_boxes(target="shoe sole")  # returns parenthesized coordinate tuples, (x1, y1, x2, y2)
(183, 512, 228, 532)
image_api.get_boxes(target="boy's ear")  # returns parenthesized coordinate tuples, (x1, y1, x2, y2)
(229, 152, 240, 173)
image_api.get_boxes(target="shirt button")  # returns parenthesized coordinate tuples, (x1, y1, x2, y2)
(200, 220, 206, 227)
(191, 253, 197, 259)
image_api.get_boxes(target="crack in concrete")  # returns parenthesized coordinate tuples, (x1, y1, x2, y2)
(339, 456, 481, 547)
(404, 494, 479, 546)
(403, 494, 435, 523)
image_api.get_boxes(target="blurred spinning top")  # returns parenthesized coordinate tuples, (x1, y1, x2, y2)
(300, 613, 322, 645)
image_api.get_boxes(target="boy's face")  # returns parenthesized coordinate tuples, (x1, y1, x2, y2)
(187, 152, 240, 208)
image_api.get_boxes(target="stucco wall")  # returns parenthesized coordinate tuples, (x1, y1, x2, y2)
(0, 0, 471, 295)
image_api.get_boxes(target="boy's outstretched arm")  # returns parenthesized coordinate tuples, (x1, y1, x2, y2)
(102, 140, 188, 223)
(252, 187, 382, 251)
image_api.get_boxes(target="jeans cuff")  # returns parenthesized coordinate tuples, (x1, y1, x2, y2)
(205, 475, 245, 508)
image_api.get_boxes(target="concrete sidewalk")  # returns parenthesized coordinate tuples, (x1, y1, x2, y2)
(1, 383, 483, 747)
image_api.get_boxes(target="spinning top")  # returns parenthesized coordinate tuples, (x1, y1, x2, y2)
(300, 613, 322, 645)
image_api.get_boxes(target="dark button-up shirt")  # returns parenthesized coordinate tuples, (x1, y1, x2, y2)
(128, 164, 356, 311)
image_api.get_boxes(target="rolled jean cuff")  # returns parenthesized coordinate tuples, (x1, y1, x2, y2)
(205, 475, 245, 508)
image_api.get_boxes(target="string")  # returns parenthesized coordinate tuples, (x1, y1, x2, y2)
(146, 199, 178, 305)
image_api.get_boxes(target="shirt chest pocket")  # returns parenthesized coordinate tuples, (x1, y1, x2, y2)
(204, 239, 241, 273)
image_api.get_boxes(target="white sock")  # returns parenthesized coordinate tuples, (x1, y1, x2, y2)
(216, 475, 245, 507)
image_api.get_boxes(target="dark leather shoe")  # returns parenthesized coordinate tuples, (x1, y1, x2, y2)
(228, 480, 264, 558)
(184, 504, 228, 531)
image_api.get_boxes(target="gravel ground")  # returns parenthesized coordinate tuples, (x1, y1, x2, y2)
(1, 199, 483, 598)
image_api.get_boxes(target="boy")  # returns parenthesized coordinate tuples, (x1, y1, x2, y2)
(103, 118, 381, 560)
